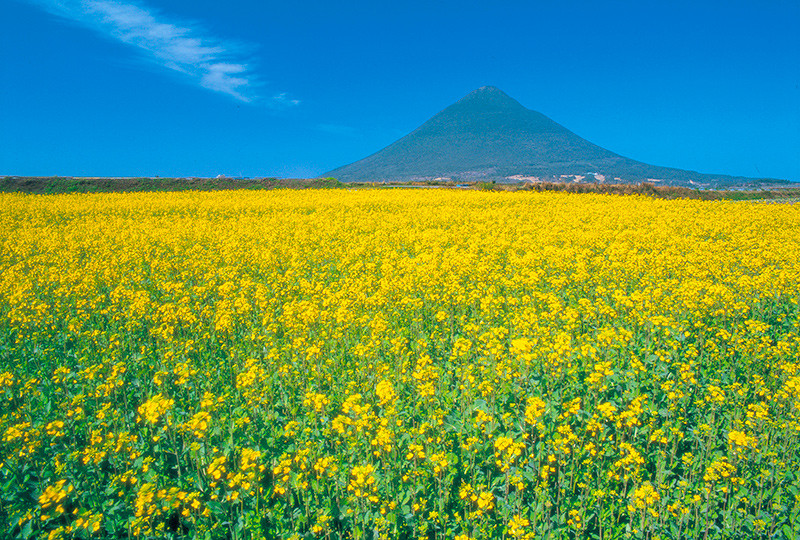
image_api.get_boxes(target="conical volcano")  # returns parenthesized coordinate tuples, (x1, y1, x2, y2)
(325, 86, 770, 186)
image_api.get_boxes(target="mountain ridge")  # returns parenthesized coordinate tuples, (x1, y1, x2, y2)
(326, 87, 786, 188)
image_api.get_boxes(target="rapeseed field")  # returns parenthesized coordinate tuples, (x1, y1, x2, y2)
(0, 189, 799, 539)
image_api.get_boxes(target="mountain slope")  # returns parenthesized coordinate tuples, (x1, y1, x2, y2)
(325, 86, 780, 187)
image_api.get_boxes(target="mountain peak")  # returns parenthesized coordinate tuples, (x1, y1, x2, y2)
(424, 86, 565, 137)
(325, 87, 762, 187)
(473, 85, 505, 94)
(453, 86, 526, 111)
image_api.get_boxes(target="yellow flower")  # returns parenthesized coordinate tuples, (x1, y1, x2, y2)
(476, 491, 494, 511)
(376, 380, 396, 407)
(524, 397, 546, 428)
(137, 394, 174, 426)
(632, 483, 660, 509)
(348, 464, 377, 499)
(508, 514, 531, 539)
(728, 430, 756, 456)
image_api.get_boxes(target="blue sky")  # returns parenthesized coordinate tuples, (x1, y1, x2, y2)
(2, 0, 799, 181)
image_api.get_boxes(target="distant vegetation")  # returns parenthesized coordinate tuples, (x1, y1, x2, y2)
(512, 181, 800, 201)
(3, 175, 798, 202)
(0, 176, 344, 194)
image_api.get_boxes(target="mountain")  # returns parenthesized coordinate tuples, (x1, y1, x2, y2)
(325, 86, 783, 187)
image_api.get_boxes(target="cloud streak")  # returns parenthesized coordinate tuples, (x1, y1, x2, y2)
(27, 0, 295, 104)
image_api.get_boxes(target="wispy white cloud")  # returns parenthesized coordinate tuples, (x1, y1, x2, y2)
(26, 0, 298, 105)
(273, 93, 301, 107)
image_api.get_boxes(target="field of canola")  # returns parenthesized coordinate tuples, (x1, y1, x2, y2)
(1, 189, 800, 540)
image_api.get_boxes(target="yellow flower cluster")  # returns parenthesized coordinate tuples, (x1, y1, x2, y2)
(524, 396, 546, 430)
(728, 429, 757, 456)
(302, 391, 330, 414)
(38, 480, 73, 513)
(375, 380, 396, 407)
(137, 393, 175, 426)
(507, 514, 532, 539)
(493, 436, 525, 472)
(703, 458, 738, 484)
(348, 463, 378, 501)
(631, 483, 660, 515)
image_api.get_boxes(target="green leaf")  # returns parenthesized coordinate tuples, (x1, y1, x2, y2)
(206, 500, 225, 515)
